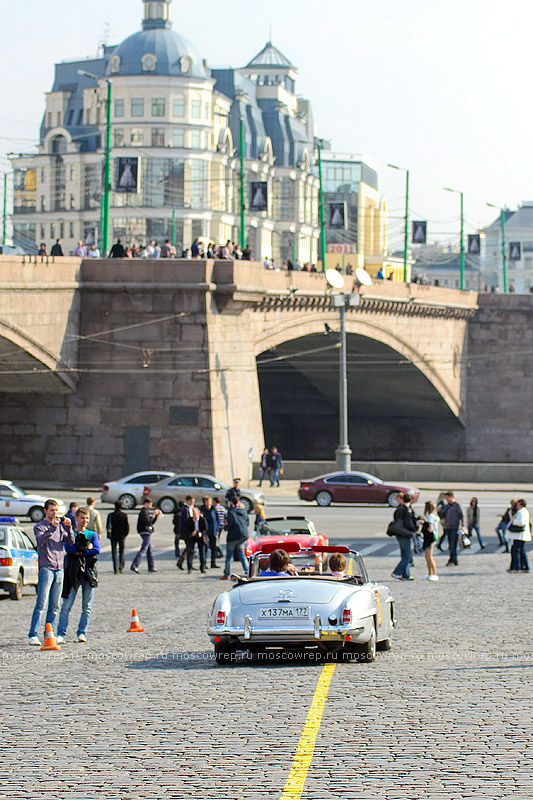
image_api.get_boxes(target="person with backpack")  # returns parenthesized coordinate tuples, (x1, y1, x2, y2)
(389, 493, 418, 581)
(421, 501, 439, 581)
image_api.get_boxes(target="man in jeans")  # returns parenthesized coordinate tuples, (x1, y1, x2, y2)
(28, 499, 74, 645)
(131, 498, 161, 573)
(267, 447, 284, 487)
(439, 491, 464, 566)
(391, 493, 417, 581)
(57, 507, 100, 643)
(221, 497, 249, 580)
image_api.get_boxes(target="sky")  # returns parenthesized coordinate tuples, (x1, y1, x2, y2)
(2, 0, 533, 249)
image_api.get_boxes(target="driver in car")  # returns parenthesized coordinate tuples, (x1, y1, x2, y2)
(260, 549, 298, 577)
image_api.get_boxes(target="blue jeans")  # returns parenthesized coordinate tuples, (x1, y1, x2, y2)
(447, 528, 459, 564)
(132, 533, 154, 570)
(58, 581, 95, 637)
(258, 467, 269, 485)
(270, 468, 280, 486)
(496, 522, 509, 545)
(510, 540, 529, 571)
(224, 540, 249, 577)
(393, 536, 412, 579)
(29, 567, 64, 637)
(468, 523, 484, 547)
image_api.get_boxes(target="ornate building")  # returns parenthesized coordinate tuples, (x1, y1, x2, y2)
(11, 0, 320, 262)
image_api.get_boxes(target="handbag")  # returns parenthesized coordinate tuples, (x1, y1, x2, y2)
(387, 519, 413, 538)
(461, 529, 471, 548)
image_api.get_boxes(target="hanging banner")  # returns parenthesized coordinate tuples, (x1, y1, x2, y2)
(412, 221, 427, 244)
(328, 202, 347, 229)
(115, 157, 140, 193)
(509, 242, 521, 261)
(467, 234, 481, 255)
(250, 182, 268, 211)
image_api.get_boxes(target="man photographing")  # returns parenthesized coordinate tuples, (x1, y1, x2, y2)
(28, 500, 74, 646)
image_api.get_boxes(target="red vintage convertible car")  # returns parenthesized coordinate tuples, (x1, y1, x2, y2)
(244, 517, 328, 559)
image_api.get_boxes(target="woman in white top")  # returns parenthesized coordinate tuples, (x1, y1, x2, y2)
(507, 499, 531, 573)
(422, 501, 439, 581)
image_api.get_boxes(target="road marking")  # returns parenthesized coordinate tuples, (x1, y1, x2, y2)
(356, 542, 386, 556)
(279, 663, 336, 800)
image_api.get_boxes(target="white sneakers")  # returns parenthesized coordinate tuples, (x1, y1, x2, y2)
(28, 636, 41, 646)
(56, 635, 65, 644)
(77, 633, 87, 643)
(428, 575, 440, 581)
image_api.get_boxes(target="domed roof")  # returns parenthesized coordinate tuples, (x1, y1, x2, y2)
(107, 28, 208, 78)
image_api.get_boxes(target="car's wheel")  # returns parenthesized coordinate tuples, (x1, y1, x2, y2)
(355, 620, 377, 662)
(315, 491, 333, 507)
(240, 496, 253, 514)
(9, 571, 23, 601)
(28, 506, 45, 523)
(377, 636, 392, 651)
(118, 493, 136, 510)
(387, 492, 399, 508)
(214, 642, 236, 666)
(158, 496, 177, 514)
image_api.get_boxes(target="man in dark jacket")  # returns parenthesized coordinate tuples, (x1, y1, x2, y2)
(109, 239, 127, 258)
(176, 495, 195, 570)
(267, 447, 284, 487)
(131, 498, 161, 573)
(185, 507, 208, 574)
(391, 494, 418, 581)
(57, 507, 100, 643)
(222, 497, 249, 579)
(106, 500, 130, 574)
(225, 479, 241, 506)
(200, 497, 221, 568)
(50, 238, 64, 256)
(438, 491, 464, 566)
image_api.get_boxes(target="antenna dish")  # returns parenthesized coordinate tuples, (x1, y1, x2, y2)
(355, 268, 372, 287)
(325, 269, 345, 290)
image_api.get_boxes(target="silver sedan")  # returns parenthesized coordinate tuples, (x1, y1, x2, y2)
(100, 471, 176, 509)
(145, 474, 264, 514)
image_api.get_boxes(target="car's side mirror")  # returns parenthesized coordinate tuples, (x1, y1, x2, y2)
(367, 481, 374, 485)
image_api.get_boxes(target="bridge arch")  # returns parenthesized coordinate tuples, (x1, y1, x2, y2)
(0, 321, 76, 393)
(254, 312, 466, 462)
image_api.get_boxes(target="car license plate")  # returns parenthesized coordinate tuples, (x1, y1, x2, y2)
(258, 606, 310, 619)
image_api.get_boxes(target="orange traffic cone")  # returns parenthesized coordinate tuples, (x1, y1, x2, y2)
(128, 608, 145, 633)
(40, 623, 61, 651)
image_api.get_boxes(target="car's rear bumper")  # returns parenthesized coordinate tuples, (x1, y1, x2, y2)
(0, 565, 19, 585)
(208, 617, 370, 645)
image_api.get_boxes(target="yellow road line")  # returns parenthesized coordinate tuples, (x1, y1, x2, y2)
(280, 662, 336, 800)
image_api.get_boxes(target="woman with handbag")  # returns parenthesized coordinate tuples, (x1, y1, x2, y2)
(507, 499, 531, 573)
(389, 494, 418, 581)
(421, 501, 439, 581)
(466, 497, 485, 549)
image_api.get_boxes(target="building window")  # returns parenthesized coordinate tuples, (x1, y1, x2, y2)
(172, 129, 185, 148)
(69, 222, 74, 238)
(50, 224, 55, 239)
(173, 97, 185, 117)
(60, 222, 64, 238)
(204, 102, 210, 119)
(131, 98, 144, 117)
(114, 128, 124, 146)
(152, 98, 165, 117)
(40, 196, 45, 211)
(40, 169, 45, 182)
(69, 166, 75, 181)
(40, 224, 45, 240)
(110, 55, 121, 73)
(47, 112, 52, 127)
(152, 128, 165, 146)
(131, 128, 144, 146)
(190, 159, 208, 208)
(191, 130, 201, 149)
(70, 194, 75, 209)
(57, 112, 62, 127)
(180, 56, 192, 74)
(142, 53, 157, 72)
(191, 100, 201, 118)
(115, 99, 125, 118)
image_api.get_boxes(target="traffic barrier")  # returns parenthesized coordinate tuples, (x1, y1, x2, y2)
(128, 608, 145, 633)
(40, 623, 61, 651)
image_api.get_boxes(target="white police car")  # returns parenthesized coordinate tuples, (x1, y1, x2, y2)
(0, 480, 65, 522)
(0, 517, 38, 600)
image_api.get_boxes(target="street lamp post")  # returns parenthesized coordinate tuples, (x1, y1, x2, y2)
(388, 163, 410, 282)
(487, 202, 508, 293)
(317, 143, 327, 271)
(444, 187, 465, 290)
(2, 173, 7, 247)
(78, 70, 112, 255)
(333, 293, 351, 471)
(239, 117, 246, 251)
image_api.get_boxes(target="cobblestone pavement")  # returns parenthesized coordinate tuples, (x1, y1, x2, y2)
(1, 509, 532, 799)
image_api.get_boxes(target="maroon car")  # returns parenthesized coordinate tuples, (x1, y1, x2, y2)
(298, 471, 419, 507)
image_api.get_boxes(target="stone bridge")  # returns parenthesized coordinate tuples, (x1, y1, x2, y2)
(0, 257, 529, 483)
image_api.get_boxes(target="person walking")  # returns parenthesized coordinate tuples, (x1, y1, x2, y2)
(106, 501, 130, 574)
(200, 497, 221, 568)
(50, 238, 64, 256)
(258, 448, 270, 487)
(109, 239, 127, 258)
(172, 500, 185, 559)
(467, 497, 485, 549)
(507, 499, 531, 573)
(28, 500, 74, 645)
(213, 497, 227, 559)
(177, 495, 195, 570)
(496, 501, 515, 552)
(222, 497, 249, 580)
(390, 493, 418, 581)
(57, 507, 100, 643)
(438, 491, 464, 566)
(421, 501, 439, 581)
(86, 497, 103, 540)
(73, 240, 87, 258)
(131, 498, 161, 573)
(267, 447, 284, 487)
(253, 502, 266, 533)
(185, 507, 208, 574)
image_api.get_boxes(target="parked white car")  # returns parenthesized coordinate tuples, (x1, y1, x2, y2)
(0, 481, 65, 522)
(100, 471, 176, 509)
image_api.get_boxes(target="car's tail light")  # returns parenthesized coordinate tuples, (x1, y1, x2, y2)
(300, 483, 310, 489)
(103, 484, 109, 491)
(216, 611, 226, 625)
(342, 608, 352, 625)
(0, 555, 13, 566)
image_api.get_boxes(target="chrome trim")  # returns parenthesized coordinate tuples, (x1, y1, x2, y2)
(313, 614, 320, 639)
(244, 615, 252, 640)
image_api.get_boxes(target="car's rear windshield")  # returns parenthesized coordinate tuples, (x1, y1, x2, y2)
(258, 521, 311, 535)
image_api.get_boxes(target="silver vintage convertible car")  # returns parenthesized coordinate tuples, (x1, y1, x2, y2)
(208, 543, 395, 665)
